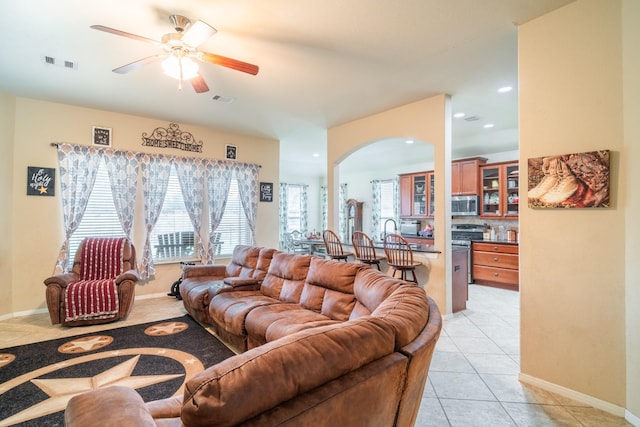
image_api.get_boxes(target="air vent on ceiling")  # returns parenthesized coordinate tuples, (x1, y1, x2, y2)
(464, 115, 480, 122)
(212, 95, 235, 103)
(42, 55, 78, 70)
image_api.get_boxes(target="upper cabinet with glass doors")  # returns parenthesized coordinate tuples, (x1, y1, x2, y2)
(480, 162, 519, 218)
(399, 171, 434, 218)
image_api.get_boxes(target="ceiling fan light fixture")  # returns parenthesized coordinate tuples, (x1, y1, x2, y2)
(162, 55, 199, 81)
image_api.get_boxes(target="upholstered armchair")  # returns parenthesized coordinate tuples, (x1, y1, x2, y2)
(44, 237, 139, 327)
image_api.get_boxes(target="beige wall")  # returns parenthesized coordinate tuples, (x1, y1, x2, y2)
(327, 94, 452, 313)
(0, 94, 16, 316)
(519, 0, 631, 412)
(3, 96, 280, 316)
(623, 0, 640, 420)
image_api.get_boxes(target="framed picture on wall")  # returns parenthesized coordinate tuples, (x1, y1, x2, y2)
(26, 166, 55, 196)
(92, 126, 112, 147)
(225, 144, 237, 160)
(260, 182, 273, 202)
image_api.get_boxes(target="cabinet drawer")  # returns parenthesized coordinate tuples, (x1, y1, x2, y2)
(473, 242, 519, 254)
(473, 265, 519, 285)
(473, 251, 518, 269)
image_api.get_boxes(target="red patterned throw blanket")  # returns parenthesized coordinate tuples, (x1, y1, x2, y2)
(64, 237, 127, 322)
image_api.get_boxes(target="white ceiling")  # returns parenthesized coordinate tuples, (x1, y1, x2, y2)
(0, 0, 574, 177)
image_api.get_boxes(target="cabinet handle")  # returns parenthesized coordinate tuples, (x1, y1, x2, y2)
(493, 246, 498, 250)
(493, 272, 499, 276)
(493, 257, 499, 262)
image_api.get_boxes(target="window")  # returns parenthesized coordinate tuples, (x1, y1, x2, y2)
(286, 185, 303, 232)
(215, 176, 252, 256)
(68, 161, 125, 268)
(151, 166, 197, 262)
(379, 179, 395, 236)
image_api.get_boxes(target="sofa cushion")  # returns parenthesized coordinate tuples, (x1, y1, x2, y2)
(299, 257, 363, 320)
(226, 245, 262, 278)
(260, 252, 312, 301)
(208, 291, 279, 337)
(181, 317, 396, 427)
(244, 303, 338, 347)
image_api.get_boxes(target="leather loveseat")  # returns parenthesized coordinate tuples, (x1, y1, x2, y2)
(65, 246, 442, 427)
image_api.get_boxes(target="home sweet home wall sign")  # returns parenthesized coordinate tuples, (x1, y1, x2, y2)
(141, 123, 203, 153)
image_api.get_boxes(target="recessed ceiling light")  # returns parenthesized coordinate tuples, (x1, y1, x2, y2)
(405, 140, 415, 144)
(483, 123, 495, 129)
(453, 112, 465, 118)
(312, 153, 319, 157)
(497, 86, 513, 93)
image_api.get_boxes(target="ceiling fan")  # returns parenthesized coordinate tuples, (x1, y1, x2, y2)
(91, 15, 259, 93)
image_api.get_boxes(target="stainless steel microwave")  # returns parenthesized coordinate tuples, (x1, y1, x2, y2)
(451, 195, 479, 216)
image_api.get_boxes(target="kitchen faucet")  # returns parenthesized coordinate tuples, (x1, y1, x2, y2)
(383, 218, 398, 241)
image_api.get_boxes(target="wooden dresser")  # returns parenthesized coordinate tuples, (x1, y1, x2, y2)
(471, 242, 519, 290)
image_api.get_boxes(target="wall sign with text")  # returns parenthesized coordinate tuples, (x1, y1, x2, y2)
(27, 166, 55, 196)
(260, 182, 273, 202)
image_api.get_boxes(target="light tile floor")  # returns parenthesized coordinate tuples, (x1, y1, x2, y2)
(0, 286, 632, 426)
(415, 284, 632, 427)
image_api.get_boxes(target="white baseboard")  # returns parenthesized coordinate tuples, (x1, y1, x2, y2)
(0, 293, 173, 320)
(625, 409, 640, 427)
(519, 373, 626, 417)
(135, 292, 173, 300)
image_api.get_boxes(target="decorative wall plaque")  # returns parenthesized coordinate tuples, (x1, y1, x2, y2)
(92, 126, 112, 147)
(141, 122, 203, 152)
(226, 144, 237, 160)
(260, 182, 273, 202)
(27, 166, 55, 196)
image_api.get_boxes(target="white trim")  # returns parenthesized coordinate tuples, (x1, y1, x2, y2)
(134, 292, 173, 300)
(625, 409, 640, 427)
(519, 373, 626, 417)
(0, 307, 49, 320)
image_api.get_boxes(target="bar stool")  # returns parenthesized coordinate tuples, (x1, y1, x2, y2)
(351, 231, 384, 270)
(383, 233, 420, 283)
(322, 229, 352, 262)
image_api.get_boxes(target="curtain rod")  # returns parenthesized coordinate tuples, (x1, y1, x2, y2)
(49, 142, 261, 167)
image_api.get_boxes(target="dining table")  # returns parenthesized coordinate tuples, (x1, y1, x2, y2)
(294, 237, 326, 255)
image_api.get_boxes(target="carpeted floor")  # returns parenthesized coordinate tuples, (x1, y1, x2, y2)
(0, 315, 235, 427)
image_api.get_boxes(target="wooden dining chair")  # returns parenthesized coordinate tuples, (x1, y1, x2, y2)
(351, 231, 384, 270)
(383, 233, 420, 283)
(322, 229, 352, 262)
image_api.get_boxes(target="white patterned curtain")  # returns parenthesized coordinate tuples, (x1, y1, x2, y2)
(206, 160, 232, 262)
(175, 157, 207, 263)
(301, 184, 309, 233)
(279, 183, 289, 249)
(140, 154, 173, 279)
(393, 176, 400, 225)
(234, 162, 261, 244)
(321, 185, 328, 232)
(339, 183, 347, 241)
(54, 144, 102, 274)
(103, 149, 139, 240)
(371, 179, 382, 238)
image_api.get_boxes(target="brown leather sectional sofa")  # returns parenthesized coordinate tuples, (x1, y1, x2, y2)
(65, 245, 442, 427)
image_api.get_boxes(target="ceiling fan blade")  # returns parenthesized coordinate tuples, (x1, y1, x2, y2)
(90, 25, 163, 47)
(181, 20, 217, 47)
(113, 55, 165, 74)
(199, 52, 259, 75)
(190, 74, 210, 93)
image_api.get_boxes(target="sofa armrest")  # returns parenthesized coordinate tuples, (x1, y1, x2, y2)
(146, 395, 183, 419)
(223, 277, 260, 289)
(43, 273, 78, 288)
(183, 264, 227, 279)
(115, 269, 141, 284)
(65, 386, 156, 427)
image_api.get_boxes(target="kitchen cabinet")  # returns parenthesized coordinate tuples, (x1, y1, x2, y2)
(472, 242, 519, 290)
(452, 157, 487, 195)
(480, 162, 519, 219)
(399, 171, 434, 218)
